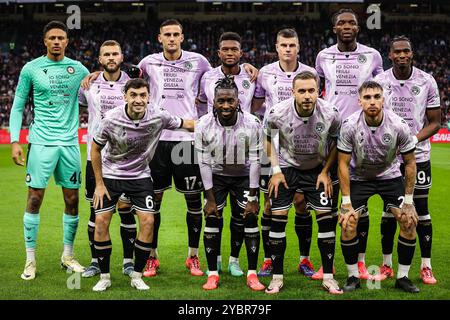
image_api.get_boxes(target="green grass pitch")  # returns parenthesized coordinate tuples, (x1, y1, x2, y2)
(0, 144, 449, 300)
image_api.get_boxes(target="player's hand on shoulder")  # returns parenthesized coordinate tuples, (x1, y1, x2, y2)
(81, 71, 101, 90)
(243, 63, 259, 83)
(11, 142, 24, 166)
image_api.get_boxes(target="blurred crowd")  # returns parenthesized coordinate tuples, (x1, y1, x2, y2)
(0, 19, 449, 128)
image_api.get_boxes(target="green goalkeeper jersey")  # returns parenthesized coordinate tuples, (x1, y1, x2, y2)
(9, 56, 89, 145)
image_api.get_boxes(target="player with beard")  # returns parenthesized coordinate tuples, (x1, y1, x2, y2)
(315, 8, 384, 280)
(196, 76, 264, 291)
(198, 32, 256, 277)
(374, 36, 441, 284)
(337, 80, 419, 293)
(252, 28, 319, 278)
(78, 40, 138, 278)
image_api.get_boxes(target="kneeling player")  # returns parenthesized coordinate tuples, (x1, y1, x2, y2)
(90, 78, 194, 291)
(196, 76, 265, 291)
(265, 71, 342, 294)
(337, 81, 419, 293)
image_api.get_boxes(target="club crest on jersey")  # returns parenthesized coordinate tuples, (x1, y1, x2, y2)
(382, 133, 392, 144)
(147, 124, 157, 134)
(357, 54, 367, 64)
(411, 86, 420, 96)
(315, 122, 325, 134)
(242, 80, 251, 89)
(184, 61, 193, 70)
(67, 66, 75, 74)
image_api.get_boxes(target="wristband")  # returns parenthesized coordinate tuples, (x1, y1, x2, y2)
(412, 135, 418, 146)
(272, 165, 282, 174)
(246, 195, 258, 202)
(341, 196, 351, 205)
(404, 194, 413, 205)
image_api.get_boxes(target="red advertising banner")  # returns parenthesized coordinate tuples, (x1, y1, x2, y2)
(1, 128, 449, 144)
(430, 128, 450, 143)
(0, 128, 88, 144)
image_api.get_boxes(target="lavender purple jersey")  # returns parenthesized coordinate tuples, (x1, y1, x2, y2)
(264, 97, 341, 170)
(254, 61, 318, 118)
(93, 104, 182, 180)
(78, 71, 130, 161)
(315, 43, 383, 120)
(198, 65, 255, 113)
(195, 111, 262, 182)
(138, 50, 211, 142)
(338, 109, 416, 181)
(374, 67, 440, 163)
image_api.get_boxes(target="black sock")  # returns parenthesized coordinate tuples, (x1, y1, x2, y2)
(134, 239, 151, 273)
(295, 212, 312, 258)
(331, 210, 339, 232)
(269, 215, 288, 275)
(151, 201, 161, 253)
(204, 215, 222, 272)
(118, 209, 136, 260)
(244, 214, 260, 271)
(357, 213, 369, 256)
(415, 197, 432, 258)
(317, 213, 336, 274)
(94, 240, 112, 274)
(381, 212, 397, 255)
(341, 236, 359, 266)
(186, 196, 203, 250)
(217, 216, 223, 257)
(260, 213, 271, 259)
(397, 236, 416, 266)
(88, 205, 97, 260)
(230, 215, 244, 259)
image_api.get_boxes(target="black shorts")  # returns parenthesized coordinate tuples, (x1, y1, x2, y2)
(401, 160, 432, 192)
(271, 166, 333, 212)
(85, 161, 130, 204)
(150, 141, 203, 194)
(350, 177, 404, 214)
(95, 178, 155, 214)
(212, 175, 253, 211)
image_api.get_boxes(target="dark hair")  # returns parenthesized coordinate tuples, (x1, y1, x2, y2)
(358, 80, 383, 95)
(213, 76, 241, 116)
(160, 19, 183, 32)
(43, 20, 68, 39)
(100, 40, 122, 52)
(332, 8, 359, 26)
(276, 28, 298, 41)
(390, 35, 413, 51)
(219, 32, 241, 46)
(293, 71, 318, 87)
(124, 78, 149, 93)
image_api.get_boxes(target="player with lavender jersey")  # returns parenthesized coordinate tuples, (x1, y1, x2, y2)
(337, 80, 419, 293)
(78, 40, 138, 278)
(314, 8, 384, 279)
(197, 32, 256, 277)
(196, 77, 265, 291)
(374, 36, 441, 284)
(252, 28, 319, 278)
(90, 79, 194, 292)
(264, 71, 342, 295)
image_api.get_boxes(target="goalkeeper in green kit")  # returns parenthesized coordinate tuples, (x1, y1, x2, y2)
(9, 21, 89, 280)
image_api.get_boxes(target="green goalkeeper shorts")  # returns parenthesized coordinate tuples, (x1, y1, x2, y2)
(25, 144, 82, 189)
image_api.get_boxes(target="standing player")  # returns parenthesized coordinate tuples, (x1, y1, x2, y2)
(90, 78, 195, 291)
(10, 21, 89, 280)
(337, 81, 420, 293)
(264, 71, 342, 294)
(252, 28, 318, 277)
(374, 36, 441, 284)
(315, 8, 384, 279)
(196, 76, 264, 291)
(78, 40, 138, 278)
(197, 32, 256, 277)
